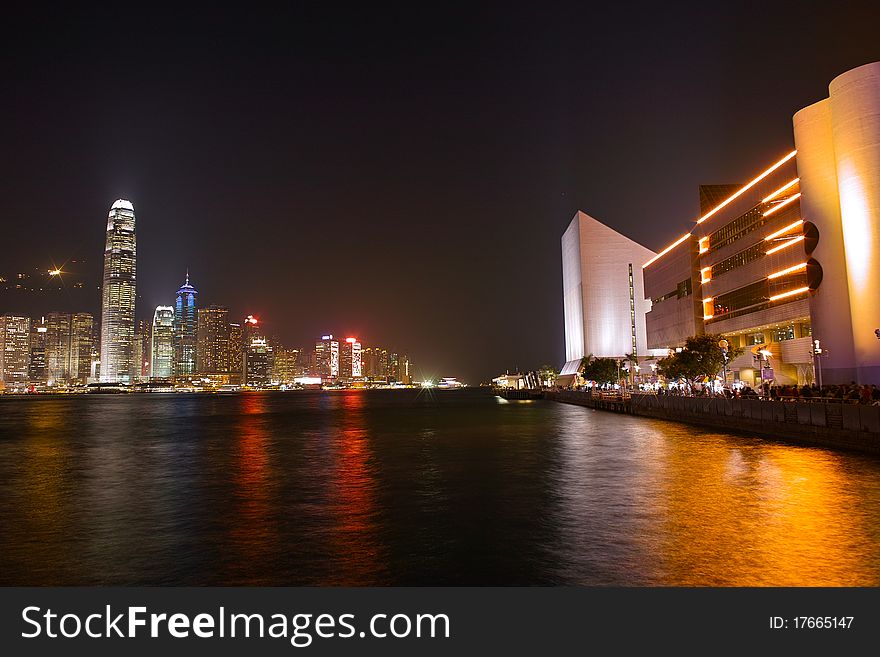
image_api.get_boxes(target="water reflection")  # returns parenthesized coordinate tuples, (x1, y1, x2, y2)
(1, 391, 879, 585)
(551, 406, 880, 585)
(325, 391, 384, 584)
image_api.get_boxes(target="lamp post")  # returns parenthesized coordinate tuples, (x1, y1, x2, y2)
(718, 339, 729, 389)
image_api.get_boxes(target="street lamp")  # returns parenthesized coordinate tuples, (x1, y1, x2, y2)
(718, 339, 729, 388)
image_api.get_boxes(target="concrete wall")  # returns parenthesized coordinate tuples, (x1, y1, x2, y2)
(628, 393, 880, 453)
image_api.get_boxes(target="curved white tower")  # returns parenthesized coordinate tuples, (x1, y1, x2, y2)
(829, 63, 880, 384)
(794, 61, 880, 384)
(99, 199, 137, 383)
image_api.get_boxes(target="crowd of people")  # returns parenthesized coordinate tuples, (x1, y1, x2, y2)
(658, 381, 880, 404)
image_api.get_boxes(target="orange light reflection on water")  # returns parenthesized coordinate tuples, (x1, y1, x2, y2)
(656, 435, 879, 586)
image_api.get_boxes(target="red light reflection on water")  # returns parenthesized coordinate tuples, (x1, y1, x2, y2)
(325, 391, 384, 584)
(227, 392, 277, 583)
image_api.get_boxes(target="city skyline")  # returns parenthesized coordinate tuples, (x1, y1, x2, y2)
(2, 4, 879, 383)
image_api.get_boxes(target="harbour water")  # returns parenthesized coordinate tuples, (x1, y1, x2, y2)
(1, 388, 878, 585)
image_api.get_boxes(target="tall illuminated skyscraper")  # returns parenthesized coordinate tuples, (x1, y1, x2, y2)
(133, 319, 152, 382)
(340, 337, 362, 381)
(0, 315, 31, 390)
(28, 318, 48, 386)
(173, 273, 198, 379)
(196, 305, 230, 375)
(69, 312, 94, 385)
(151, 306, 174, 379)
(315, 334, 339, 379)
(99, 199, 137, 383)
(46, 312, 71, 385)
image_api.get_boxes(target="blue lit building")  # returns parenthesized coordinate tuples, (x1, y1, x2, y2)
(173, 273, 198, 379)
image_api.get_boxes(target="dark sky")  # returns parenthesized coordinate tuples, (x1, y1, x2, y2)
(2, 3, 879, 382)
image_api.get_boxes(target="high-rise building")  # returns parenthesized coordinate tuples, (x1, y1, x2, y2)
(362, 347, 389, 381)
(133, 319, 152, 382)
(399, 354, 413, 385)
(228, 322, 243, 384)
(0, 315, 31, 390)
(389, 352, 400, 382)
(196, 305, 230, 375)
(151, 306, 174, 379)
(28, 318, 48, 386)
(99, 199, 137, 383)
(173, 273, 198, 379)
(45, 312, 71, 385)
(69, 313, 94, 384)
(315, 335, 339, 379)
(272, 345, 301, 384)
(340, 337, 362, 381)
(245, 337, 272, 387)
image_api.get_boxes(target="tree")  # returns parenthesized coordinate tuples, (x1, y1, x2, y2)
(656, 334, 743, 385)
(580, 354, 620, 385)
(538, 364, 558, 384)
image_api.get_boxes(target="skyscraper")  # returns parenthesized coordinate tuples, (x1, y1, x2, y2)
(245, 337, 271, 387)
(340, 337, 362, 381)
(271, 345, 301, 384)
(69, 313, 94, 385)
(228, 322, 243, 385)
(0, 315, 31, 390)
(45, 312, 95, 386)
(28, 318, 48, 386)
(315, 334, 339, 379)
(173, 273, 198, 379)
(196, 305, 230, 375)
(133, 319, 152, 382)
(45, 312, 71, 385)
(99, 199, 137, 383)
(151, 306, 174, 379)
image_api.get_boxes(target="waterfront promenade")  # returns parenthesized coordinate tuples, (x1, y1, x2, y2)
(546, 389, 880, 454)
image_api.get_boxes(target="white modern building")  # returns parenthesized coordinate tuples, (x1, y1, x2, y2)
(561, 211, 666, 375)
(99, 199, 137, 383)
(793, 61, 880, 384)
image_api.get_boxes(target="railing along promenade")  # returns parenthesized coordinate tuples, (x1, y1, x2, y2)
(544, 388, 880, 454)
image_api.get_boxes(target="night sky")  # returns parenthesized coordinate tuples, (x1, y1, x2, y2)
(2, 3, 879, 382)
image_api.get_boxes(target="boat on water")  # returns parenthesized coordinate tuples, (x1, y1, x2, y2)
(436, 377, 465, 390)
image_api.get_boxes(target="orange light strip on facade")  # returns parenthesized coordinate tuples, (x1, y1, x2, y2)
(643, 233, 691, 268)
(698, 236, 709, 254)
(767, 262, 807, 279)
(702, 297, 714, 320)
(696, 150, 797, 225)
(766, 234, 805, 255)
(768, 286, 810, 302)
(761, 178, 799, 203)
(764, 219, 804, 241)
(762, 193, 801, 217)
(700, 267, 712, 284)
